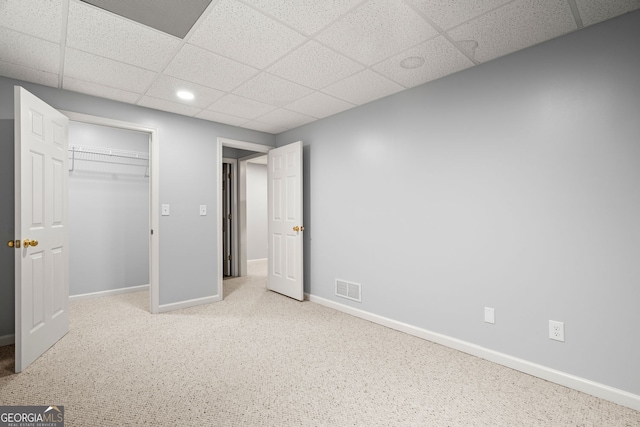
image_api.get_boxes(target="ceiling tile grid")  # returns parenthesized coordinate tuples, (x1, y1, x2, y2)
(188, 0, 306, 69)
(1, 0, 639, 133)
(0, 0, 63, 42)
(447, 0, 578, 63)
(66, 1, 181, 72)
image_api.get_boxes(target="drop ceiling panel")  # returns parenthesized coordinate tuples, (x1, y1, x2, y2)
(242, 120, 289, 134)
(188, 0, 306, 69)
(243, 0, 363, 35)
(322, 69, 404, 105)
(206, 94, 277, 120)
(0, 60, 58, 87)
(0, 0, 62, 42)
(195, 110, 249, 127)
(267, 40, 364, 90)
(316, 0, 438, 66)
(233, 72, 313, 107)
(575, 0, 640, 26)
(256, 109, 316, 129)
(63, 77, 141, 103)
(408, 0, 513, 30)
(67, 1, 180, 72)
(164, 44, 259, 92)
(373, 36, 474, 88)
(145, 74, 225, 109)
(79, 0, 213, 39)
(138, 96, 202, 117)
(447, 0, 577, 64)
(285, 92, 355, 119)
(0, 28, 59, 73)
(64, 48, 155, 93)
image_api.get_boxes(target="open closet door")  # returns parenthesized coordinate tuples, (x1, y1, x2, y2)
(267, 141, 304, 301)
(14, 86, 70, 372)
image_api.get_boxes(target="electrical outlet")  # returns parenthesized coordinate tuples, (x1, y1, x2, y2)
(549, 320, 565, 342)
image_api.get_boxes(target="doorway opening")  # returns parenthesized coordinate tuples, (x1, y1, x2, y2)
(63, 111, 160, 313)
(217, 138, 271, 296)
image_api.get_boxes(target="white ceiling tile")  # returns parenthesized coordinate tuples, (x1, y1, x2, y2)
(285, 92, 355, 119)
(322, 69, 404, 105)
(267, 40, 363, 90)
(138, 96, 202, 117)
(64, 48, 155, 93)
(187, 0, 306, 69)
(408, 0, 513, 30)
(63, 77, 140, 103)
(243, 0, 363, 35)
(196, 110, 250, 127)
(145, 74, 225, 109)
(316, 0, 438, 66)
(242, 120, 289, 134)
(66, 1, 180, 72)
(0, 0, 62, 42)
(256, 109, 316, 129)
(447, 0, 577, 63)
(373, 36, 474, 88)
(0, 60, 59, 87)
(233, 72, 313, 107)
(164, 44, 259, 92)
(0, 27, 59, 73)
(575, 0, 640, 27)
(206, 94, 277, 120)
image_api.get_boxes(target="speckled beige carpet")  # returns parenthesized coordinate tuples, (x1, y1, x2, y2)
(1, 260, 639, 426)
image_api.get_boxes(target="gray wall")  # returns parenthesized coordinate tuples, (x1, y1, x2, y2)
(276, 11, 640, 396)
(246, 162, 267, 260)
(0, 120, 14, 339)
(0, 76, 274, 337)
(68, 121, 150, 295)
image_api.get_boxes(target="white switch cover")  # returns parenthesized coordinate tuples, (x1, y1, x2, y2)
(200, 205, 207, 216)
(484, 307, 495, 324)
(162, 204, 170, 216)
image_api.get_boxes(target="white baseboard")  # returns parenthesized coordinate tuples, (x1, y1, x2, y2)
(0, 334, 15, 347)
(157, 294, 221, 313)
(69, 284, 150, 301)
(307, 294, 640, 412)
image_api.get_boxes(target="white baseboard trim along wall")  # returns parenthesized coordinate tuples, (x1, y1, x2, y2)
(0, 334, 14, 346)
(157, 294, 221, 313)
(307, 294, 640, 412)
(69, 284, 150, 301)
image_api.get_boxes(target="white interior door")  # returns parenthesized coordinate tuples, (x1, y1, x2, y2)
(14, 86, 69, 372)
(267, 141, 303, 300)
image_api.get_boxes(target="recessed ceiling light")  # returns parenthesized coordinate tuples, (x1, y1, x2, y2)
(400, 56, 426, 69)
(177, 90, 194, 100)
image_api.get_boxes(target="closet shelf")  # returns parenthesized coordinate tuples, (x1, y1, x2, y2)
(68, 145, 149, 177)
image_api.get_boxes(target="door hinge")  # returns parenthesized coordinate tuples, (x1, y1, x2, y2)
(228, 214, 232, 220)
(150, 229, 154, 235)
(227, 255, 232, 261)
(228, 173, 231, 179)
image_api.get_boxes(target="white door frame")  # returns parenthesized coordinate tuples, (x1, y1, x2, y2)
(61, 111, 160, 314)
(217, 137, 272, 297)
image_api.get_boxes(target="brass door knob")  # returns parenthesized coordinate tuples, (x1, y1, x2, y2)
(293, 226, 305, 232)
(23, 239, 38, 248)
(7, 240, 14, 248)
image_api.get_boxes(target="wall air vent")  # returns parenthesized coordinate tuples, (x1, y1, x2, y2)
(335, 279, 361, 303)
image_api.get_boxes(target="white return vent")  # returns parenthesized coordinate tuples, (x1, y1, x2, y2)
(335, 279, 361, 302)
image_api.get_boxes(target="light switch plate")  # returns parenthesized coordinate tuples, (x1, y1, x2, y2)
(162, 204, 170, 216)
(484, 307, 495, 324)
(200, 205, 207, 216)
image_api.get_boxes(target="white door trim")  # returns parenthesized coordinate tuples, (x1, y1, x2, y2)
(60, 110, 160, 314)
(217, 138, 273, 298)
